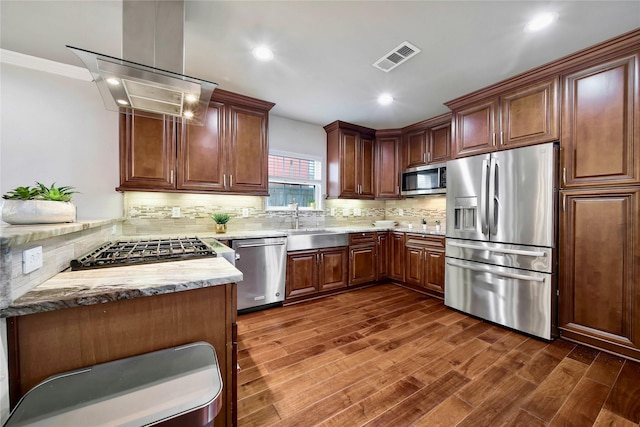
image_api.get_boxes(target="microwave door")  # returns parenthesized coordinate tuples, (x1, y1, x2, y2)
(445, 154, 490, 241)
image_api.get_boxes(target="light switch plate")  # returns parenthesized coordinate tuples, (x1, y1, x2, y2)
(343, 208, 350, 217)
(354, 208, 362, 216)
(23, 246, 43, 274)
(242, 208, 249, 218)
(330, 208, 336, 216)
(171, 207, 181, 218)
(398, 208, 404, 216)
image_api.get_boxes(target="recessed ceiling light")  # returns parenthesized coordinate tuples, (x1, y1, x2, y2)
(525, 12, 558, 32)
(377, 93, 394, 106)
(252, 45, 274, 61)
(185, 94, 198, 103)
(183, 111, 194, 119)
(116, 99, 128, 105)
(106, 78, 120, 85)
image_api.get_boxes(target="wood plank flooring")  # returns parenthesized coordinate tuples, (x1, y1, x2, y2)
(237, 284, 640, 427)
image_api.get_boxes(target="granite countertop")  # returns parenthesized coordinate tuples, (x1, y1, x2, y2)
(0, 257, 242, 318)
(0, 218, 124, 247)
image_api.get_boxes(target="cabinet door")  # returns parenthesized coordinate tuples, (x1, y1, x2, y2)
(424, 249, 445, 294)
(177, 102, 226, 191)
(389, 232, 405, 282)
(559, 188, 640, 360)
(349, 245, 377, 285)
(119, 112, 176, 190)
(227, 105, 269, 194)
(404, 246, 423, 287)
(500, 78, 559, 149)
(339, 129, 360, 197)
(375, 136, 401, 199)
(319, 247, 348, 291)
(429, 122, 451, 163)
(358, 136, 375, 198)
(562, 53, 640, 188)
(452, 98, 499, 158)
(405, 128, 428, 168)
(286, 251, 319, 298)
(376, 233, 389, 280)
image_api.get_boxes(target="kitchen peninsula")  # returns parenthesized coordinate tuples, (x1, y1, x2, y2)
(0, 223, 242, 427)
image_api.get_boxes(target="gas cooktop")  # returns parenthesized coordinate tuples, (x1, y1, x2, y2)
(70, 237, 217, 270)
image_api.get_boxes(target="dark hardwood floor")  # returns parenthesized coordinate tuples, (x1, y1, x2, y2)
(237, 284, 640, 426)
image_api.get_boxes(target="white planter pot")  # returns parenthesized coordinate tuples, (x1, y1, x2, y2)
(1, 200, 76, 225)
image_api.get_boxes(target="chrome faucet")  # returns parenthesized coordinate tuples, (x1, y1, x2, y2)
(291, 199, 299, 229)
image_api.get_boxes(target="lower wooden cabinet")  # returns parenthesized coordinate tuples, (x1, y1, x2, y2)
(389, 232, 406, 282)
(404, 234, 446, 297)
(286, 247, 348, 299)
(349, 243, 377, 286)
(559, 187, 640, 360)
(376, 232, 389, 280)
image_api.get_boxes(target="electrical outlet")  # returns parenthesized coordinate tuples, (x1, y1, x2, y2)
(330, 208, 336, 216)
(23, 246, 43, 274)
(398, 208, 404, 216)
(242, 208, 249, 218)
(171, 207, 181, 218)
(111, 224, 117, 235)
(354, 208, 362, 216)
(343, 208, 350, 217)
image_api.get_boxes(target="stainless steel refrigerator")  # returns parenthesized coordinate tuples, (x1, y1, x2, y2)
(445, 142, 557, 340)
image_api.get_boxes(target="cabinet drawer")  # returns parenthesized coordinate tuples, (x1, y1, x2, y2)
(349, 232, 377, 245)
(405, 234, 445, 249)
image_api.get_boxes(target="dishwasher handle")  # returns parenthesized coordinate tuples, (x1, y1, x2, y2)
(234, 242, 286, 249)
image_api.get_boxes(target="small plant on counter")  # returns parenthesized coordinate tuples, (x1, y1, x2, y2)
(1, 182, 78, 225)
(2, 186, 40, 200)
(211, 212, 232, 234)
(2, 182, 78, 202)
(35, 182, 78, 202)
(211, 213, 232, 224)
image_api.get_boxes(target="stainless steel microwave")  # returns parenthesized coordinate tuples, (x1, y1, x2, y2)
(401, 163, 446, 196)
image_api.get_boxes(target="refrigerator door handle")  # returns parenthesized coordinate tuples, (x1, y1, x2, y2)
(446, 260, 545, 282)
(448, 241, 546, 257)
(489, 158, 498, 235)
(480, 158, 489, 235)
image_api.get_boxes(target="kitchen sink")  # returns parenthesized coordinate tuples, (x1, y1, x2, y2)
(286, 229, 348, 251)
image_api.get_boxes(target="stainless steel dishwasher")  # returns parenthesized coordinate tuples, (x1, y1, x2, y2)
(232, 237, 287, 312)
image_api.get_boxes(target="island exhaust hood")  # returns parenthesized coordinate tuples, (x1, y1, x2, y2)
(68, 1, 217, 125)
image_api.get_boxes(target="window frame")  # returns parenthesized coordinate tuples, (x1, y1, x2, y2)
(266, 150, 323, 211)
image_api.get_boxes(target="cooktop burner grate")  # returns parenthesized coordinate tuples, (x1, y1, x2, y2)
(70, 237, 217, 270)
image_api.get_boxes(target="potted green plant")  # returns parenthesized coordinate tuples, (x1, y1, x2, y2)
(2, 182, 78, 225)
(211, 212, 232, 234)
(309, 199, 316, 210)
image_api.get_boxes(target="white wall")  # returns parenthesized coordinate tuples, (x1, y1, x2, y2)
(0, 63, 123, 220)
(268, 114, 327, 197)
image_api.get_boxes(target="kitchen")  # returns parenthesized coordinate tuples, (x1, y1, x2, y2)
(1, 1, 639, 426)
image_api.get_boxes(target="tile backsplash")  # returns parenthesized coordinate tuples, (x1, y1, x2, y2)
(122, 192, 446, 235)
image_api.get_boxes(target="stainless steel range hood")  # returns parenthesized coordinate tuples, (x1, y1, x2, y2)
(68, 1, 216, 125)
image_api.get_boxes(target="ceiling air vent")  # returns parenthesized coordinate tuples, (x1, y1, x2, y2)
(372, 41, 421, 72)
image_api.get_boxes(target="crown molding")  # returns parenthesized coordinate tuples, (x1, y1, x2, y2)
(0, 49, 92, 82)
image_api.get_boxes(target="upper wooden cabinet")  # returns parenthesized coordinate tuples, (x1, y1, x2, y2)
(448, 77, 559, 158)
(325, 121, 376, 199)
(561, 52, 640, 188)
(375, 129, 402, 199)
(118, 89, 274, 195)
(119, 112, 177, 190)
(403, 113, 452, 168)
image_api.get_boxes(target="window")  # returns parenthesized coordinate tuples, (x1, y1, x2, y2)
(267, 151, 322, 209)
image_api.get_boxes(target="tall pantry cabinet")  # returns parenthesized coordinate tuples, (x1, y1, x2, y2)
(559, 44, 640, 360)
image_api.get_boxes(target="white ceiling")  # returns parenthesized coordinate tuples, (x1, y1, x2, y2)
(1, 1, 639, 129)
